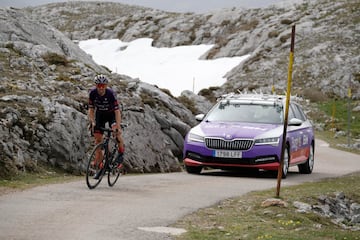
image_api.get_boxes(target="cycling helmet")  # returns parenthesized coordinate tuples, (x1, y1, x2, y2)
(94, 74, 109, 84)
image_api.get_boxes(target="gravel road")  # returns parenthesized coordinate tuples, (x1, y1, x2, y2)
(0, 139, 359, 240)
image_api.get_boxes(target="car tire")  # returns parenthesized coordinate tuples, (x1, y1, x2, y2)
(185, 165, 202, 174)
(298, 143, 314, 174)
(281, 146, 290, 179)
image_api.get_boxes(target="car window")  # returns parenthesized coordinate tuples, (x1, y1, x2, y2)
(205, 102, 283, 124)
(293, 103, 307, 121)
(288, 105, 296, 120)
(291, 103, 306, 121)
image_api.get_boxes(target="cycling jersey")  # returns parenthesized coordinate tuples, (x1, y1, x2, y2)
(88, 88, 119, 112)
(89, 88, 120, 134)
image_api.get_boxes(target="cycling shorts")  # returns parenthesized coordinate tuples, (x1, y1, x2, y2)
(94, 111, 116, 134)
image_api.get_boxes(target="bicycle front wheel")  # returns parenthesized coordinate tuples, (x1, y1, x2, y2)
(86, 143, 106, 189)
(108, 165, 122, 187)
(107, 138, 122, 187)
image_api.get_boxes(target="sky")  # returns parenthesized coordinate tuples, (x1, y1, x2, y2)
(1, 0, 291, 13)
(78, 38, 249, 96)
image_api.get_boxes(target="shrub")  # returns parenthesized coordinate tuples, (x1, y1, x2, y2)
(221, 20, 231, 26)
(302, 88, 328, 102)
(281, 19, 294, 25)
(177, 96, 197, 114)
(5, 42, 14, 49)
(160, 88, 174, 97)
(140, 91, 157, 108)
(268, 30, 279, 38)
(43, 52, 69, 66)
(56, 73, 73, 82)
(5, 42, 22, 55)
(240, 19, 259, 31)
(198, 88, 218, 103)
(279, 33, 291, 43)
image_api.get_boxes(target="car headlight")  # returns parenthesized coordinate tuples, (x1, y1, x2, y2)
(188, 133, 205, 143)
(255, 137, 280, 146)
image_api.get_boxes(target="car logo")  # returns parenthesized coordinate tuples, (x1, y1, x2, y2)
(225, 134, 232, 140)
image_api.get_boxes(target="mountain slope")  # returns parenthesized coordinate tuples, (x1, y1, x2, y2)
(26, 0, 360, 99)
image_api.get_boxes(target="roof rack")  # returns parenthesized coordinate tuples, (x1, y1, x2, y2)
(218, 91, 301, 102)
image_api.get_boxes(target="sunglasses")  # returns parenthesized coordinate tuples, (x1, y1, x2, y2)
(96, 83, 107, 88)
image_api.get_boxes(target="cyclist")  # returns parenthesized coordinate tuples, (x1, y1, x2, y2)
(88, 74, 124, 178)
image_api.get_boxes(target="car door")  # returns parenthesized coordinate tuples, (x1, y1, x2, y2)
(287, 103, 311, 165)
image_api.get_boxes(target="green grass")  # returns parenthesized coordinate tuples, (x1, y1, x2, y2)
(173, 172, 360, 240)
(316, 99, 360, 137)
(304, 98, 360, 155)
(0, 165, 81, 194)
(316, 130, 360, 155)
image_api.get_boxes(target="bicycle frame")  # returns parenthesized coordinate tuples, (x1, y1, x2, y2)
(102, 128, 118, 165)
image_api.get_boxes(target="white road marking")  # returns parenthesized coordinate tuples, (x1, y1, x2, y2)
(320, 142, 329, 147)
(138, 226, 187, 236)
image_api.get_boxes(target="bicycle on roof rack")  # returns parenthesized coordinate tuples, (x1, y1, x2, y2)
(85, 123, 128, 189)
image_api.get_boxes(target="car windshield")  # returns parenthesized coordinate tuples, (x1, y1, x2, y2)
(205, 101, 283, 124)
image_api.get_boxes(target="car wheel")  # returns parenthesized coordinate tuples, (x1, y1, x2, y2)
(185, 165, 202, 174)
(298, 143, 314, 174)
(282, 146, 289, 179)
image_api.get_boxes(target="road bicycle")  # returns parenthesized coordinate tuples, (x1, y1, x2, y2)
(86, 124, 127, 189)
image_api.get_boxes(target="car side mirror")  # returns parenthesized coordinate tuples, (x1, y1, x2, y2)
(195, 114, 205, 121)
(288, 118, 303, 126)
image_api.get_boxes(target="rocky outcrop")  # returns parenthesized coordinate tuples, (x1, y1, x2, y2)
(0, 7, 102, 73)
(0, 7, 198, 178)
(294, 192, 360, 231)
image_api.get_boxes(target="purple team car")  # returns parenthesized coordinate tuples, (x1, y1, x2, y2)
(183, 93, 315, 178)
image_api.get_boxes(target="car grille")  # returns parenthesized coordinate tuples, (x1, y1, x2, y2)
(205, 138, 254, 150)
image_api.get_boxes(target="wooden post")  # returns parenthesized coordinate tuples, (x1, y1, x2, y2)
(276, 25, 295, 197)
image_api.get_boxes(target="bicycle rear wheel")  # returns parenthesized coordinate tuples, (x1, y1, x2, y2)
(86, 143, 106, 189)
(107, 138, 122, 187)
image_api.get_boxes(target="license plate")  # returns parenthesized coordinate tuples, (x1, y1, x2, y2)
(214, 150, 242, 158)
